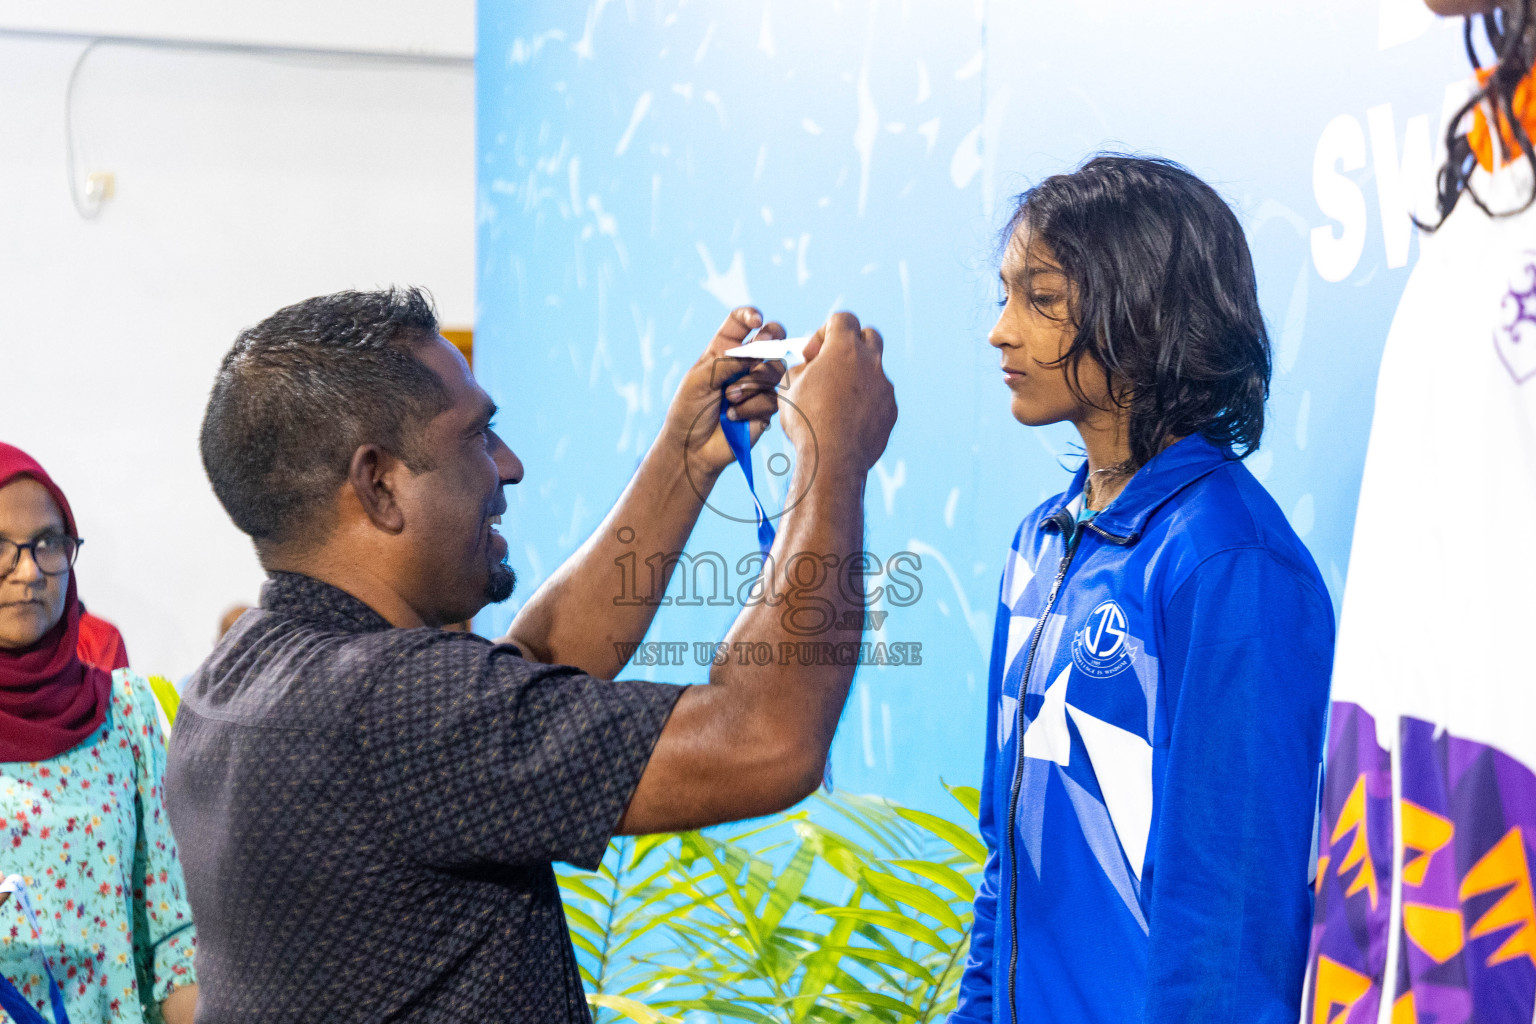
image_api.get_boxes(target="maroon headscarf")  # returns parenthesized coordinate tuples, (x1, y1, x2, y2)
(0, 443, 111, 763)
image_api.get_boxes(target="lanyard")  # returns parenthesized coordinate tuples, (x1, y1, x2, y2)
(718, 366, 835, 790)
(0, 875, 71, 1024)
(718, 373, 776, 555)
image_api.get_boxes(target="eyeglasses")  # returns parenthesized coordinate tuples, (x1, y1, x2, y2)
(0, 535, 83, 577)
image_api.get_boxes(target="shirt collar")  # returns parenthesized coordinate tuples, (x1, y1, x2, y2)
(1039, 434, 1239, 544)
(260, 572, 394, 635)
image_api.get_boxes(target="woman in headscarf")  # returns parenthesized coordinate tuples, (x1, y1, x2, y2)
(0, 442, 196, 1024)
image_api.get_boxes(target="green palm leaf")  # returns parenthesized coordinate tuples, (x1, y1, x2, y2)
(559, 787, 984, 1023)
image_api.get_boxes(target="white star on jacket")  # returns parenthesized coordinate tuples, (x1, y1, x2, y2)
(1001, 610, 1157, 933)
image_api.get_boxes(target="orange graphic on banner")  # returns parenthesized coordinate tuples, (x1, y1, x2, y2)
(1312, 955, 1373, 1024)
(1459, 827, 1536, 970)
(1402, 902, 1465, 963)
(1401, 801, 1454, 888)
(1331, 775, 1379, 910)
(1469, 64, 1536, 171)
(1390, 990, 1416, 1024)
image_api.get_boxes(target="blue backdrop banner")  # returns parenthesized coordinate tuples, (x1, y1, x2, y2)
(476, 0, 1467, 813)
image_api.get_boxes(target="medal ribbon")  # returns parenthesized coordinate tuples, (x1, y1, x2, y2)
(0, 875, 72, 1024)
(719, 366, 834, 790)
(719, 373, 777, 555)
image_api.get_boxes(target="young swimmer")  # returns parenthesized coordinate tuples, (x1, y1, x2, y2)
(950, 155, 1334, 1024)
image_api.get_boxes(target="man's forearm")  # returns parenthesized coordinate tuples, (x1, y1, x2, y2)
(716, 455, 869, 763)
(616, 457, 870, 833)
(503, 434, 720, 675)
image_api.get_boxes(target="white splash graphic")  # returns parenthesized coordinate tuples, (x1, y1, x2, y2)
(874, 458, 906, 516)
(614, 92, 652, 156)
(696, 243, 752, 308)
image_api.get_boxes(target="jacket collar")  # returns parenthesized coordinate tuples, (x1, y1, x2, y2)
(1039, 434, 1238, 544)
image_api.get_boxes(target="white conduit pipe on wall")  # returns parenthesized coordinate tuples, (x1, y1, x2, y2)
(0, 27, 473, 220)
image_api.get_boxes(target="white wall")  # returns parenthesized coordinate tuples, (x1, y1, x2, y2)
(0, 26, 474, 679)
(0, 0, 472, 58)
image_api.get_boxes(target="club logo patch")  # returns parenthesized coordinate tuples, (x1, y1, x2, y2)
(1071, 600, 1133, 678)
(1495, 252, 1536, 385)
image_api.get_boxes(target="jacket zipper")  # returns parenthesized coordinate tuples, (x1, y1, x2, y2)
(1003, 508, 1081, 1024)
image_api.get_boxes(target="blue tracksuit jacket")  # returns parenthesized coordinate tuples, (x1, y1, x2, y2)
(950, 435, 1334, 1024)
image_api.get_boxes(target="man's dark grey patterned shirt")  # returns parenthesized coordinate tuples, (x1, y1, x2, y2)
(165, 573, 684, 1023)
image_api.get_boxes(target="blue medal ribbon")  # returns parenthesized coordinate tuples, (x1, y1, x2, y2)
(719, 371, 833, 791)
(719, 375, 776, 555)
(0, 875, 72, 1024)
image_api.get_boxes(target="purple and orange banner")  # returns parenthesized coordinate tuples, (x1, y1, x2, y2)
(1307, 701, 1536, 1024)
(1309, 701, 1395, 1024)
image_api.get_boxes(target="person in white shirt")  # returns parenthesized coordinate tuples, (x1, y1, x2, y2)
(1305, 3, 1536, 1022)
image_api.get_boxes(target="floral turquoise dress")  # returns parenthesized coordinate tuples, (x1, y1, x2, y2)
(0, 669, 196, 1023)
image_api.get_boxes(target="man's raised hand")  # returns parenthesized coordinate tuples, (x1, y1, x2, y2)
(660, 306, 787, 478)
(618, 309, 899, 834)
(783, 311, 897, 474)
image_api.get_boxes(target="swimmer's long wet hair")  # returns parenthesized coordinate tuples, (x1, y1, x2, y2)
(1004, 155, 1270, 469)
(1430, 0, 1536, 225)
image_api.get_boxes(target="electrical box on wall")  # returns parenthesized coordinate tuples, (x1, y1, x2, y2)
(83, 171, 114, 203)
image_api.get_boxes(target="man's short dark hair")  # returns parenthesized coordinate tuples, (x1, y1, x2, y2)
(1005, 154, 1271, 468)
(200, 287, 450, 547)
